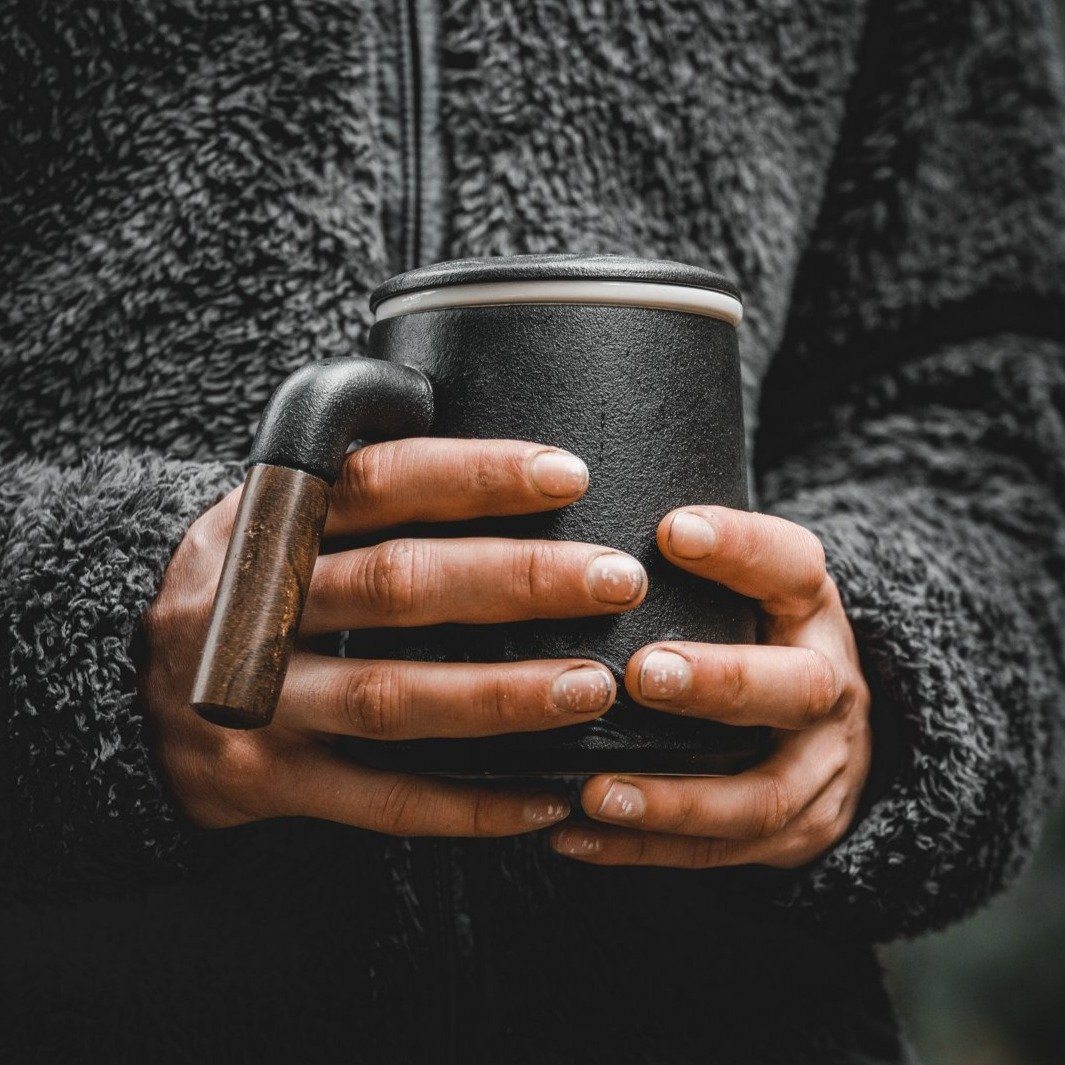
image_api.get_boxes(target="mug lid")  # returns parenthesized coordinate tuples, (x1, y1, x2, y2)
(370, 254, 743, 325)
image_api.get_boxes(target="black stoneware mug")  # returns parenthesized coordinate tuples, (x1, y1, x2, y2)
(192, 255, 766, 776)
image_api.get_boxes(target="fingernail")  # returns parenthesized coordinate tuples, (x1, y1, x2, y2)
(597, 780, 646, 821)
(587, 553, 646, 604)
(668, 511, 717, 559)
(525, 795, 571, 825)
(551, 828, 603, 855)
(529, 450, 589, 497)
(639, 649, 692, 700)
(551, 666, 614, 714)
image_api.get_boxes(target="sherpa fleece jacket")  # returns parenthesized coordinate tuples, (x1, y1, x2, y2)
(1, 1, 1064, 1063)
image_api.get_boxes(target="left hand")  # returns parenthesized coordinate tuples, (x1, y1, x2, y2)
(550, 506, 872, 870)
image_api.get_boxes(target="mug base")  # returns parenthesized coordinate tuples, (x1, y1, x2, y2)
(338, 733, 767, 778)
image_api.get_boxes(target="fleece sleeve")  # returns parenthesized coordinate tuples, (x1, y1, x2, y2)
(0, 454, 239, 899)
(0, 4, 382, 899)
(755, 0, 1065, 940)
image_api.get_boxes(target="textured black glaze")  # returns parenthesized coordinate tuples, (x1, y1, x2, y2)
(341, 278, 764, 776)
(248, 358, 433, 485)
(370, 253, 741, 308)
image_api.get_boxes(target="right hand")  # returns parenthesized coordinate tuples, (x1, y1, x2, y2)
(141, 439, 647, 838)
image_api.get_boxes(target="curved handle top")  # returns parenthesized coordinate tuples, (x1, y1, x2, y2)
(192, 357, 433, 729)
(250, 356, 434, 482)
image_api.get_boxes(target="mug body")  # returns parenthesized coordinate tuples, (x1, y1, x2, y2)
(340, 255, 766, 775)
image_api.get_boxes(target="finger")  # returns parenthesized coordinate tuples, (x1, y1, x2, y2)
(657, 506, 828, 616)
(277, 653, 615, 738)
(625, 641, 843, 728)
(277, 746, 571, 837)
(325, 439, 589, 535)
(550, 824, 777, 867)
(194, 483, 245, 545)
(580, 727, 845, 839)
(549, 825, 782, 868)
(552, 776, 857, 869)
(303, 538, 647, 634)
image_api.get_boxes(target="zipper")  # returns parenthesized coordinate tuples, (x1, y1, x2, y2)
(397, 3, 458, 1062)
(397, 0, 421, 271)
(397, 0, 444, 272)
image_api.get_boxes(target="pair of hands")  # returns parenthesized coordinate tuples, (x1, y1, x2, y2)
(142, 438, 871, 870)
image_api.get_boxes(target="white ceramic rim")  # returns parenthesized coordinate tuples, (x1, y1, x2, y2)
(373, 278, 743, 326)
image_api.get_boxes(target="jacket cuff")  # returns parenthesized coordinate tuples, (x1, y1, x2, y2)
(764, 498, 1061, 941)
(1, 451, 240, 899)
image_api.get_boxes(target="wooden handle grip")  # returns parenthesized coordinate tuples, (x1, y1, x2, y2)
(192, 464, 331, 729)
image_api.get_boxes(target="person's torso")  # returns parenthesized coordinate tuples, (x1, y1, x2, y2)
(0, 3, 903, 1062)
(0, 0, 867, 464)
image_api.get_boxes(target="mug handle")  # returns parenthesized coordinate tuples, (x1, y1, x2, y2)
(191, 357, 433, 729)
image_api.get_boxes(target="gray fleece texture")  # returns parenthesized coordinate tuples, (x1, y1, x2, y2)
(0, 454, 236, 895)
(1, 0, 1064, 1061)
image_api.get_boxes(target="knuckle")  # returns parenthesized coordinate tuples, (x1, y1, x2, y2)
(466, 442, 512, 495)
(212, 485, 243, 526)
(806, 808, 843, 850)
(790, 527, 828, 601)
(174, 526, 227, 600)
(750, 774, 793, 838)
(729, 516, 762, 572)
(142, 595, 180, 652)
(213, 734, 269, 807)
(822, 735, 853, 782)
(826, 786, 854, 834)
(629, 832, 653, 864)
(160, 745, 212, 820)
(338, 444, 395, 508)
(183, 512, 218, 561)
(847, 669, 872, 712)
(799, 649, 842, 725)
(341, 663, 405, 738)
(371, 777, 423, 834)
(160, 519, 228, 632)
(773, 803, 843, 865)
(513, 541, 558, 601)
(356, 538, 427, 618)
(159, 712, 274, 829)
(478, 670, 526, 730)
(692, 837, 733, 867)
(469, 793, 504, 836)
(664, 787, 700, 834)
(717, 653, 752, 713)
(829, 744, 852, 781)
